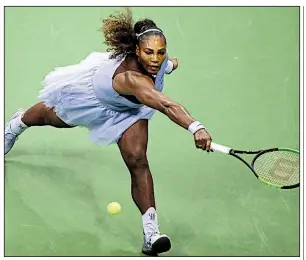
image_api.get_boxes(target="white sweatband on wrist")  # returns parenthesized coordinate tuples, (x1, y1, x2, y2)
(165, 60, 174, 74)
(188, 121, 205, 134)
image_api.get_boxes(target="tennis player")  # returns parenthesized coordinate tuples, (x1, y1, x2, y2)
(4, 8, 212, 255)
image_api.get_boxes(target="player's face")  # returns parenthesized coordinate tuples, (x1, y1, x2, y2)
(136, 35, 167, 75)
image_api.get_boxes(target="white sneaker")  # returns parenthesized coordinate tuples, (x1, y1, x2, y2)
(5, 108, 26, 155)
(141, 232, 171, 256)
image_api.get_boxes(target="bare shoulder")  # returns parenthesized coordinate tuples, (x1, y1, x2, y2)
(115, 71, 154, 88)
(113, 71, 154, 95)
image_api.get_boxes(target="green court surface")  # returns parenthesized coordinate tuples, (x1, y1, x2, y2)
(4, 7, 300, 256)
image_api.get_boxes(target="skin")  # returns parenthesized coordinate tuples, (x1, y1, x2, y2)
(113, 35, 212, 151)
(20, 33, 212, 216)
(113, 34, 212, 214)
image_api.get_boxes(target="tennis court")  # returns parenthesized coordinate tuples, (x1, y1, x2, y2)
(4, 7, 299, 256)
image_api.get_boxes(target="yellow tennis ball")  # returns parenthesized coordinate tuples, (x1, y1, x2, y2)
(107, 202, 121, 215)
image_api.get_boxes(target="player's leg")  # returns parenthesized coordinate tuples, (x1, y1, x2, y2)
(22, 102, 74, 128)
(5, 102, 74, 154)
(117, 119, 171, 256)
(118, 119, 154, 214)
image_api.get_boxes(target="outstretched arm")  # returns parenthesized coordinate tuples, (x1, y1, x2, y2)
(125, 72, 212, 151)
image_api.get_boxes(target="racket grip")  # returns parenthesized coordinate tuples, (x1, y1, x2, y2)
(211, 142, 232, 154)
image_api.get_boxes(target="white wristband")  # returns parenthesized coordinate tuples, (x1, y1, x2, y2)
(188, 121, 205, 134)
(165, 60, 174, 74)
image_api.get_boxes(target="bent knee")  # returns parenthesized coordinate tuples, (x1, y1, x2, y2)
(124, 152, 149, 171)
(43, 106, 73, 128)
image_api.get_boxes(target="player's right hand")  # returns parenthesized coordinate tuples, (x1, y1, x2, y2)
(194, 129, 212, 152)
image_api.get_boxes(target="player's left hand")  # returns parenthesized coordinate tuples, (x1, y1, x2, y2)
(169, 57, 178, 71)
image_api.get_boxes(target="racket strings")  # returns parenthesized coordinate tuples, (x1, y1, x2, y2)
(253, 150, 299, 187)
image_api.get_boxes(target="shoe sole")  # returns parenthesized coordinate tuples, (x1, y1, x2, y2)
(152, 236, 171, 254)
(141, 236, 171, 256)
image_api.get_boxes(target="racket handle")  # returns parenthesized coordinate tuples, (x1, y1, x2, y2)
(211, 142, 232, 154)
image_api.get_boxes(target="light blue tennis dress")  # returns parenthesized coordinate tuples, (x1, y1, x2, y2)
(39, 52, 169, 145)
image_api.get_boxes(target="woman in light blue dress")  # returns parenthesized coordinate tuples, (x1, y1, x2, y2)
(4, 8, 212, 256)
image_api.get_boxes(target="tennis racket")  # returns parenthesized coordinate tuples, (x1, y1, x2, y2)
(210, 142, 300, 189)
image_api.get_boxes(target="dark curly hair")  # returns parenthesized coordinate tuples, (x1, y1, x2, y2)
(101, 8, 166, 59)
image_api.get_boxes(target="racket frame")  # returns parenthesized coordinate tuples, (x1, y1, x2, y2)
(229, 147, 299, 189)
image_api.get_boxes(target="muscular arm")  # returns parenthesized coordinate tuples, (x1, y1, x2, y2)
(125, 72, 195, 129)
